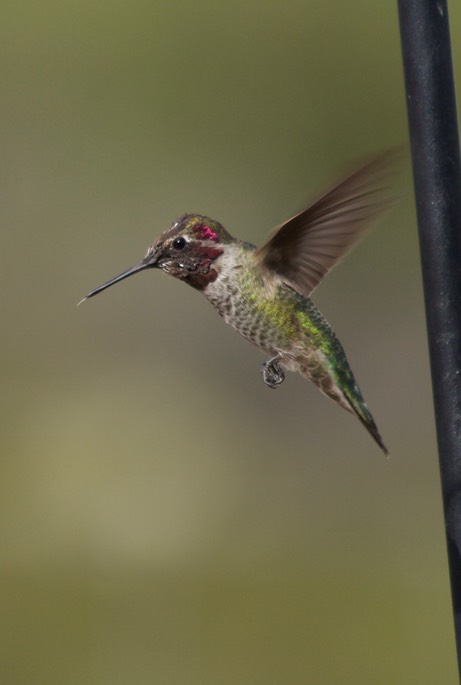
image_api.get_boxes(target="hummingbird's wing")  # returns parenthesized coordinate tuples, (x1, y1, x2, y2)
(255, 149, 402, 298)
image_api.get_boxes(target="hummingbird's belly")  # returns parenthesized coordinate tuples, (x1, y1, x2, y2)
(218, 296, 297, 356)
(206, 273, 334, 362)
(230, 307, 341, 398)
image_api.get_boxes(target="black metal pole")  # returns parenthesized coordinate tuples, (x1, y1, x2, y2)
(397, 0, 461, 676)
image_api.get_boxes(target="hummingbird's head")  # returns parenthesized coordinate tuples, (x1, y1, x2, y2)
(144, 214, 233, 288)
(80, 214, 234, 302)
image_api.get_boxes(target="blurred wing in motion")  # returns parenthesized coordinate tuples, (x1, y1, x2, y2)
(255, 149, 402, 298)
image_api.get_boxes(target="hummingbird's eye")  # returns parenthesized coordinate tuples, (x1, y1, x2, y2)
(173, 236, 186, 251)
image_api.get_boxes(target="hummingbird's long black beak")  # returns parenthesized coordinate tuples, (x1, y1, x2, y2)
(78, 262, 151, 305)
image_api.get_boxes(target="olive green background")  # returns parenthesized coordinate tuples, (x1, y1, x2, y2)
(2, 1, 460, 683)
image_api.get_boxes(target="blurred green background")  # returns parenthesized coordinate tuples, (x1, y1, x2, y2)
(2, 1, 460, 683)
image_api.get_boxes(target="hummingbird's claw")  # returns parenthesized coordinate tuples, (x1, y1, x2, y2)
(261, 356, 285, 389)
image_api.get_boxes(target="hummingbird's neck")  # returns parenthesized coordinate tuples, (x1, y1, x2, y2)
(180, 244, 225, 291)
(200, 243, 257, 306)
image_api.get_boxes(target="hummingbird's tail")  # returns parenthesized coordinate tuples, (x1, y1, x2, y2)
(314, 339, 389, 454)
(298, 356, 388, 455)
(341, 382, 388, 455)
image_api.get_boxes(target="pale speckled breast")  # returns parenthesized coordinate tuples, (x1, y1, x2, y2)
(203, 249, 315, 355)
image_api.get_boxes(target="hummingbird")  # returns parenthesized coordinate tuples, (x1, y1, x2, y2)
(81, 151, 399, 454)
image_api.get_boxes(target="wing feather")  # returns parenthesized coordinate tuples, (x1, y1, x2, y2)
(255, 149, 402, 297)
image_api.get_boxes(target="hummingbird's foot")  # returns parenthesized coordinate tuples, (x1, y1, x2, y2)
(261, 357, 285, 389)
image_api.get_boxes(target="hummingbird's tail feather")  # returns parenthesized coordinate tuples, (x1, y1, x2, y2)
(342, 384, 388, 456)
(297, 354, 388, 455)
